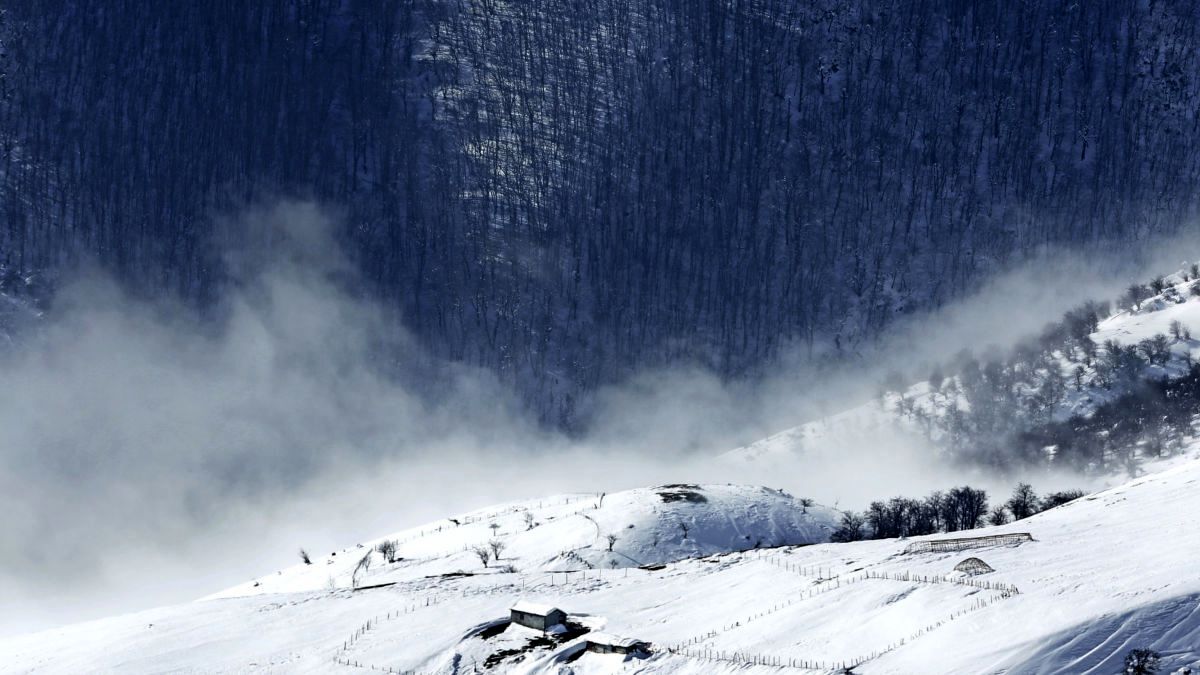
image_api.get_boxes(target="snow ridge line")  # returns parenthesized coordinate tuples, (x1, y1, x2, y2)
(383, 494, 602, 548)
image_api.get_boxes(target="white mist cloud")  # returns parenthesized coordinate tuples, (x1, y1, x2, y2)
(0, 202, 1195, 637)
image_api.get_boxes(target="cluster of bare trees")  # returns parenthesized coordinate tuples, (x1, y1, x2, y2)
(472, 539, 506, 568)
(5, 1, 1200, 426)
(856, 486, 989, 541)
(885, 272, 1200, 471)
(832, 482, 1084, 542)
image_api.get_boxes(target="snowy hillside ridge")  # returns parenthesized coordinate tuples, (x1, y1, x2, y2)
(205, 484, 838, 600)
(7, 457, 1200, 673)
(723, 264, 1200, 473)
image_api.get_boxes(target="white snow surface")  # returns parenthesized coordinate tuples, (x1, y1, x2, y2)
(199, 484, 836, 601)
(3, 463, 1200, 673)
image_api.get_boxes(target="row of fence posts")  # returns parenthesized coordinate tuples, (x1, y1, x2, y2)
(860, 568, 1019, 595)
(755, 550, 1020, 596)
(667, 646, 857, 672)
(661, 552, 1023, 669)
(667, 589, 1014, 671)
(333, 598, 440, 674)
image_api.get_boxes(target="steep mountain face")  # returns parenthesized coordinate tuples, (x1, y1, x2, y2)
(4, 1, 1200, 424)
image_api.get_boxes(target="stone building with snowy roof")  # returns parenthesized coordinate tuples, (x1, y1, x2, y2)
(510, 601, 567, 631)
(584, 633, 650, 655)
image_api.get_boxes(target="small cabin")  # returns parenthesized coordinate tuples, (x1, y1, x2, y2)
(509, 601, 567, 631)
(584, 633, 650, 656)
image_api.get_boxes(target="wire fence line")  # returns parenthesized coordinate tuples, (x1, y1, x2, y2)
(666, 646, 853, 672)
(662, 551, 1021, 671)
(330, 538, 1024, 672)
(666, 587, 1015, 672)
(902, 532, 1034, 555)
(754, 549, 1020, 595)
(332, 597, 448, 674)
(665, 566, 873, 652)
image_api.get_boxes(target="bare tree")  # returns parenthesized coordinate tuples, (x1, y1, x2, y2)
(473, 545, 491, 568)
(488, 539, 506, 561)
(943, 486, 988, 532)
(798, 497, 814, 513)
(1006, 483, 1039, 521)
(1138, 334, 1171, 366)
(523, 512, 535, 530)
(830, 511, 866, 542)
(606, 533, 618, 551)
(1170, 320, 1185, 341)
(987, 506, 1009, 526)
(376, 539, 399, 564)
(299, 548, 312, 565)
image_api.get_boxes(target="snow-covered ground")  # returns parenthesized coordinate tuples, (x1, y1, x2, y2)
(204, 484, 837, 600)
(3, 461, 1200, 673)
(9, 274, 1200, 673)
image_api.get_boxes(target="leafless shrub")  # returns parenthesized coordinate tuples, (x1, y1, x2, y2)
(488, 539, 506, 560)
(376, 539, 399, 563)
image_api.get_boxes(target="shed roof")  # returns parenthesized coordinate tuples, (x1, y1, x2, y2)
(510, 601, 563, 616)
(953, 557, 995, 574)
(587, 632, 645, 648)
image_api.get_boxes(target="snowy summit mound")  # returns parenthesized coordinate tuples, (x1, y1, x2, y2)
(525, 484, 836, 570)
(207, 483, 836, 599)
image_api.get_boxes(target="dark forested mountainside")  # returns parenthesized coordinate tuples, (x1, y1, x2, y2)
(3, 1, 1200, 425)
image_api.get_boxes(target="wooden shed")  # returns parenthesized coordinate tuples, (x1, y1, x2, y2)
(584, 632, 650, 656)
(509, 601, 567, 631)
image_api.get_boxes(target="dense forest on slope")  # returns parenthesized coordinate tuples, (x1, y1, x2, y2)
(2, 1, 1200, 425)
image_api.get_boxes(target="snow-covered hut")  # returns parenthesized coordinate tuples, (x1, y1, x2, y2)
(584, 633, 650, 655)
(509, 601, 566, 631)
(953, 557, 994, 576)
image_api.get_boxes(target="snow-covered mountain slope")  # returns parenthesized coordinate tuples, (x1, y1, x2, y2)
(722, 267, 1200, 467)
(5, 459, 1200, 674)
(206, 484, 837, 600)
